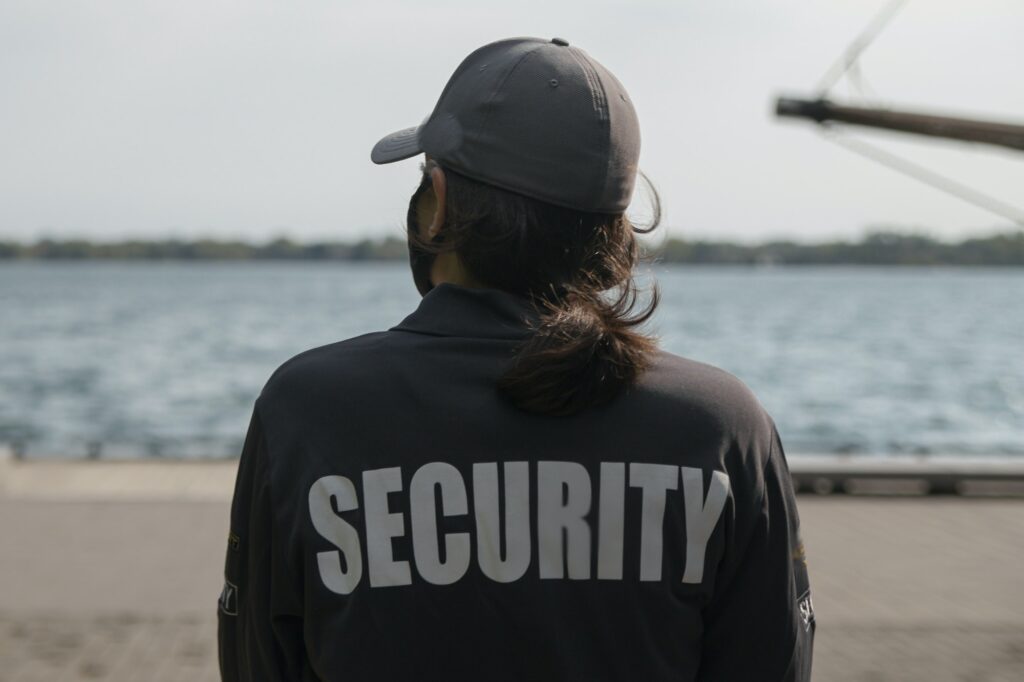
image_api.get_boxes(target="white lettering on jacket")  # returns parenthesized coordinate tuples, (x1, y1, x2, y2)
(410, 462, 471, 585)
(473, 462, 530, 583)
(308, 461, 730, 594)
(308, 475, 363, 594)
(537, 461, 592, 580)
(363, 467, 410, 587)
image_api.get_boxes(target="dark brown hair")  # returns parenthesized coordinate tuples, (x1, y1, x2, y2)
(409, 160, 661, 416)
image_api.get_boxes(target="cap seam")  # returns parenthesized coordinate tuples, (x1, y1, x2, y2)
(477, 42, 548, 147)
(569, 49, 609, 122)
(566, 46, 612, 209)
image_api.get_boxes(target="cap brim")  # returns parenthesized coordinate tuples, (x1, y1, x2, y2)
(371, 125, 422, 164)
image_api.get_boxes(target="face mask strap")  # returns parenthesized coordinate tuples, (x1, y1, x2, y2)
(406, 173, 443, 296)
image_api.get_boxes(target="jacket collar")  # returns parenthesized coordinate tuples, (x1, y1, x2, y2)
(390, 283, 542, 340)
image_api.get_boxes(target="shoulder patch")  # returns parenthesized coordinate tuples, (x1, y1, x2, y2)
(219, 579, 239, 616)
(792, 539, 807, 566)
(797, 589, 814, 632)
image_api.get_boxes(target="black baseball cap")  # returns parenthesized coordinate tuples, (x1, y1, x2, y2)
(371, 37, 641, 214)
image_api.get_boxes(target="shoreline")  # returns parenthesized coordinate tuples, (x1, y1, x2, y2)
(2, 448, 1022, 680)
(4, 451, 1023, 501)
(2, 493, 1021, 680)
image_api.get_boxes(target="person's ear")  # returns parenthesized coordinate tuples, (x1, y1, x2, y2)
(427, 164, 447, 239)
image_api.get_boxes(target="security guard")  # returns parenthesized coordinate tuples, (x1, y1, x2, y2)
(219, 37, 814, 681)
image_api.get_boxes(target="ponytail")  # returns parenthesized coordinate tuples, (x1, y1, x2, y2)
(408, 166, 662, 416)
(497, 284, 659, 415)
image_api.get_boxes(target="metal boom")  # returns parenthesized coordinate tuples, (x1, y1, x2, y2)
(776, 97, 1024, 153)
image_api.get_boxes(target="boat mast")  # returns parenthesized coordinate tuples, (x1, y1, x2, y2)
(776, 98, 1024, 154)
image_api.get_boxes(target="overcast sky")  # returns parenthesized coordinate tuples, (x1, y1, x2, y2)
(2, 0, 1022, 244)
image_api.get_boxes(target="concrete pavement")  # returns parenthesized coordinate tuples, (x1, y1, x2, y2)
(2, 457, 1022, 681)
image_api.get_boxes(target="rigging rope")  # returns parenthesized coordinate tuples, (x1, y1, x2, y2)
(822, 127, 1024, 227)
(816, 0, 909, 97)
(804, 0, 1024, 227)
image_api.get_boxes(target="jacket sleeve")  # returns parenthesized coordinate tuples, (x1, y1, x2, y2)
(697, 427, 815, 681)
(218, 404, 305, 681)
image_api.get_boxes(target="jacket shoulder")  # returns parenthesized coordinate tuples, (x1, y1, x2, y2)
(634, 349, 776, 448)
(258, 331, 396, 405)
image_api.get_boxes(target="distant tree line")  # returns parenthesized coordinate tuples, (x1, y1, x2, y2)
(0, 236, 410, 261)
(1, 230, 1023, 265)
(650, 230, 1024, 266)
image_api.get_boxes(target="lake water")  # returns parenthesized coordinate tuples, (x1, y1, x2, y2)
(1, 262, 1022, 459)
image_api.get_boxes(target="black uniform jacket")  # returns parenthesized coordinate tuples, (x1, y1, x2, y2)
(218, 282, 814, 681)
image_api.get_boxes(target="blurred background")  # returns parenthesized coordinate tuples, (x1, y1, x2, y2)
(1, 1, 1022, 680)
